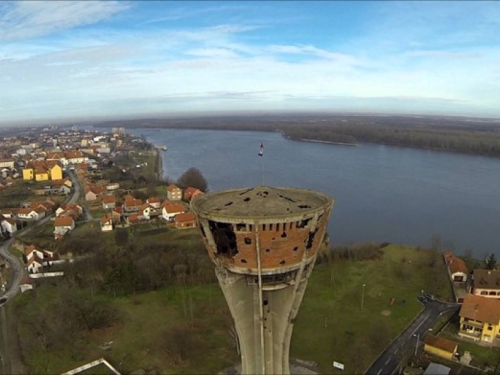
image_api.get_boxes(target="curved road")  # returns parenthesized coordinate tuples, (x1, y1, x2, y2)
(365, 300, 460, 375)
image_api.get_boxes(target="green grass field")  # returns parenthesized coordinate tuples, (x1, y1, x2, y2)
(14, 243, 453, 374)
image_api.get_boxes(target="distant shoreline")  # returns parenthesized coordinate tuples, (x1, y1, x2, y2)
(298, 138, 357, 146)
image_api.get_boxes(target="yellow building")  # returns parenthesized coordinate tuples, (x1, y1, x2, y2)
(22, 168, 34, 180)
(423, 334, 458, 360)
(23, 161, 63, 181)
(34, 168, 49, 181)
(459, 294, 500, 342)
(49, 164, 63, 180)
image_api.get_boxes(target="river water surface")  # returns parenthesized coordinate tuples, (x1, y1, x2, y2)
(127, 128, 500, 256)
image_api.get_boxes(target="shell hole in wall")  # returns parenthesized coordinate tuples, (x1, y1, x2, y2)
(280, 260, 285, 265)
(241, 259, 247, 263)
(265, 248, 270, 252)
(293, 246, 298, 251)
(281, 232, 287, 238)
(244, 237, 252, 245)
(263, 300, 268, 306)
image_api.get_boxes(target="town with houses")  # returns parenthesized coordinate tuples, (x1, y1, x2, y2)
(0, 126, 499, 374)
(0, 126, 203, 295)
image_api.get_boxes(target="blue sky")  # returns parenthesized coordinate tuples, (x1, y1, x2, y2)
(1, 1, 500, 124)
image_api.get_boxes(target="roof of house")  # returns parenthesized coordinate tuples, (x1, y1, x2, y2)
(449, 256, 468, 275)
(147, 197, 160, 203)
(423, 334, 457, 354)
(174, 212, 196, 223)
(125, 197, 143, 207)
(163, 203, 185, 214)
(54, 216, 74, 227)
(24, 244, 43, 256)
(460, 294, 500, 325)
(101, 195, 116, 203)
(167, 184, 181, 192)
(473, 269, 500, 290)
(101, 214, 113, 224)
(128, 214, 140, 223)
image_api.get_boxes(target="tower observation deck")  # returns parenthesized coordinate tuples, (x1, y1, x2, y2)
(191, 186, 334, 374)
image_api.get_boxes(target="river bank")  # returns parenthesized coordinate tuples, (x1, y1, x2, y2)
(154, 147, 164, 181)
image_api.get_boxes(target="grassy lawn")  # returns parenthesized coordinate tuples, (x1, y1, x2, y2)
(292, 245, 452, 374)
(14, 243, 453, 375)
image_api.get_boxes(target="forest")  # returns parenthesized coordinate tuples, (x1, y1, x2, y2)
(94, 114, 500, 157)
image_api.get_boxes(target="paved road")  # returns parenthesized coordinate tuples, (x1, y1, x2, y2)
(67, 170, 93, 220)
(365, 300, 460, 375)
(0, 172, 82, 374)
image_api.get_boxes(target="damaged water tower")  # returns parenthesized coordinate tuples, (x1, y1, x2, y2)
(191, 186, 334, 374)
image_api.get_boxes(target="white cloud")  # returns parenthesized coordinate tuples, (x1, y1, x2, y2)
(0, 1, 128, 41)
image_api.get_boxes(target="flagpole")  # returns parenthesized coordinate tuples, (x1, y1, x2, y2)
(262, 153, 264, 185)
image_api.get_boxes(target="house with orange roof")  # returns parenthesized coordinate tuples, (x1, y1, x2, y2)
(184, 187, 203, 202)
(161, 202, 186, 221)
(174, 212, 197, 229)
(146, 197, 161, 209)
(101, 214, 113, 232)
(123, 197, 143, 214)
(101, 195, 117, 210)
(447, 256, 468, 283)
(423, 334, 458, 360)
(54, 216, 75, 239)
(459, 294, 500, 342)
(167, 184, 182, 201)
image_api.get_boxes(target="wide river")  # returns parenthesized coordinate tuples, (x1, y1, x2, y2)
(126, 128, 500, 256)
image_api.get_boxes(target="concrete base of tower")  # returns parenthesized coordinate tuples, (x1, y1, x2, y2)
(215, 262, 315, 375)
(218, 360, 319, 375)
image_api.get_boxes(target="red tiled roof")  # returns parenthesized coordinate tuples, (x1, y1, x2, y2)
(460, 294, 500, 325)
(174, 212, 196, 223)
(423, 334, 458, 354)
(54, 216, 74, 227)
(101, 195, 116, 203)
(163, 203, 185, 214)
(449, 257, 468, 275)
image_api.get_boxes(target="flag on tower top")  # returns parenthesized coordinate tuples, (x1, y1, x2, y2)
(258, 141, 264, 157)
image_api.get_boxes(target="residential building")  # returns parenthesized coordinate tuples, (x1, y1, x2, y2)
(146, 197, 161, 209)
(446, 255, 468, 283)
(423, 334, 458, 360)
(459, 294, 500, 342)
(101, 195, 117, 210)
(470, 269, 500, 298)
(101, 214, 113, 232)
(184, 187, 203, 202)
(167, 184, 182, 201)
(54, 216, 75, 239)
(85, 189, 97, 201)
(123, 196, 143, 214)
(161, 202, 185, 221)
(1, 218, 17, 235)
(174, 212, 197, 229)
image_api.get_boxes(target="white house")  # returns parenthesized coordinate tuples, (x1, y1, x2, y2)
(161, 203, 185, 221)
(100, 215, 113, 232)
(146, 197, 161, 209)
(1, 218, 17, 235)
(54, 216, 75, 239)
(17, 208, 41, 221)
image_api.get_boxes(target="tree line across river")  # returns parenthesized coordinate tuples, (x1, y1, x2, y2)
(94, 114, 500, 158)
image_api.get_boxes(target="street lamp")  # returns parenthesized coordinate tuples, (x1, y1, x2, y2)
(361, 284, 366, 310)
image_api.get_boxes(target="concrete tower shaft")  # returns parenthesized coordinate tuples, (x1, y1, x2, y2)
(191, 186, 334, 375)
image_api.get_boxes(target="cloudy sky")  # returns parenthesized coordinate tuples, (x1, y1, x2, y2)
(1, 1, 499, 124)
